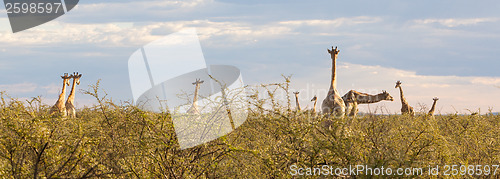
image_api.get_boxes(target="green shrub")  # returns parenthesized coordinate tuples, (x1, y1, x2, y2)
(0, 79, 499, 178)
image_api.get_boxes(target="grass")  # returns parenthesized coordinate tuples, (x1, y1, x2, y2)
(0, 80, 499, 178)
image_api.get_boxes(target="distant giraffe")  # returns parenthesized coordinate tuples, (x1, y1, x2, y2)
(50, 73, 71, 116)
(321, 46, 345, 116)
(395, 81, 414, 116)
(311, 96, 318, 114)
(65, 72, 82, 118)
(428, 97, 439, 116)
(342, 90, 394, 116)
(293, 91, 301, 111)
(187, 79, 204, 114)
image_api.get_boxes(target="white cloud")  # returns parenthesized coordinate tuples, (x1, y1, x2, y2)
(0, 18, 10, 31)
(0, 16, 383, 47)
(471, 77, 500, 86)
(41, 83, 61, 95)
(279, 16, 382, 27)
(414, 18, 499, 28)
(0, 83, 38, 93)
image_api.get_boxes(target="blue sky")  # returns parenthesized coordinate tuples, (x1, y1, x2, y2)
(1, 0, 499, 114)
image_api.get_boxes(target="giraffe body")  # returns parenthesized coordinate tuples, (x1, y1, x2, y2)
(66, 72, 82, 118)
(428, 97, 439, 116)
(50, 73, 71, 116)
(321, 46, 345, 116)
(342, 90, 394, 116)
(395, 81, 414, 116)
(187, 79, 204, 114)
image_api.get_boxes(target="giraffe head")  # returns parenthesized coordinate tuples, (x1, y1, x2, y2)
(311, 95, 317, 101)
(293, 91, 300, 95)
(381, 90, 394, 101)
(61, 73, 72, 86)
(70, 72, 82, 85)
(327, 46, 340, 60)
(192, 78, 204, 85)
(395, 80, 402, 88)
(433, 97, 439, 101)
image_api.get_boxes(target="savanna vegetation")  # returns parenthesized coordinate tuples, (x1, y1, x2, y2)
(0, 79, 499, 178)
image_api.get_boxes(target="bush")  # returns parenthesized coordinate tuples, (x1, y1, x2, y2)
(0, 80, 499, 178)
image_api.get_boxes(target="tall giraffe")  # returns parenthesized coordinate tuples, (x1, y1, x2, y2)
(311, 95, 317, 114)
(342, 90, 394, 116)
(293, 91, 301, 111)
(50, 73, 71, 116)
(65, 72, 82, 118)
(428, 97, 439, 116)
(321, 46, 345, 116)
(187, 79, 204, 114)
(395, 81, 414, 116)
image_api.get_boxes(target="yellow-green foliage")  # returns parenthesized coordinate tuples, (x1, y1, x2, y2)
(0, 80, 499, 178)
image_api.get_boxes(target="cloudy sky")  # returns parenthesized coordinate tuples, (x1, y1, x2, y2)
(1, 0, 499, 114)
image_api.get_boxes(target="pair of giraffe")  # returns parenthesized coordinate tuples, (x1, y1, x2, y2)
(321, 46, 390, 117)
(395, 80, 439, 116)
(320, 46, 439, 116)
(292, 91, 318, 113)
(49, 72, 82, 118)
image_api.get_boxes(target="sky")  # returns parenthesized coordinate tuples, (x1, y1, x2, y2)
(1, 0, 499, 114)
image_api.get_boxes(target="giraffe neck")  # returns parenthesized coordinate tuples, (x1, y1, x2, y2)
(67, 78, 77, 104)
(58, 80, 68, 103)
(329, 55, 337, 93)
(294, 94, 301, 110)
(398, 86, 408, 105)
(313, 99, 317, 113)
(429, 100, 438, 115)
(356, 93, 386, 104)
(192, 84, 201, 105)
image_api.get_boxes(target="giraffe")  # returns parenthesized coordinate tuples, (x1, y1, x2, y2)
(50, 73, 71, 116)
(293, 91, 301, 111)
(311, 95, 317, 114)
(342, 90, 394, 117)
(395, 80, 414, 116)
(428, 97, 439, 116)
(65, 72, 82, 118)
(321, 46, 346, 116)
(187, 79, 204, 114)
